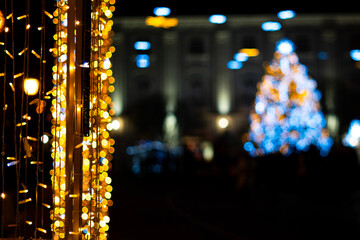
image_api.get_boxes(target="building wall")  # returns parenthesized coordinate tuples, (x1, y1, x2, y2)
(111, 14, 360, 141)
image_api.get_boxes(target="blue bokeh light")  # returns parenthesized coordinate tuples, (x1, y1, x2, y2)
(134, 41, 151, 50)
(276, 38, 295, 55)
(136, 54, 150, 68)
(277, 10, 296, 20)
(350, 49, 360, 61)
(261, 21, 281, 31)
(209, 15, 227, 24)
(153, 7, 171, 17)
(343, 119, 360, 148)
(234, 53, 248, 62)
(227, 60, 242, 69)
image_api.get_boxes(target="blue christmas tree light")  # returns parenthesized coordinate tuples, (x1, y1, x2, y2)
(244, 38, 333, 157)
(343, 119, 360, 148)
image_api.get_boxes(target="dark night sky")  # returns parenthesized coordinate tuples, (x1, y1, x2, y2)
(115, 1, 359, 17)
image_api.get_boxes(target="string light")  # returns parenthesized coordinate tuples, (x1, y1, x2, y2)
(51, 0, 115, 239)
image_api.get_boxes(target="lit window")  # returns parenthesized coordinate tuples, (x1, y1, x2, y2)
(218, 117, 229, 129)
(209, 15, 227, 24)
(134, 41, 151, 50)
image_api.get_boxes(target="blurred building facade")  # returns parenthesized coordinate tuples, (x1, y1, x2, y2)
(110, 14, 360, 144)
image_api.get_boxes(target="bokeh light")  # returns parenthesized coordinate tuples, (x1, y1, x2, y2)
(343, 119, 360, 148)
(245, 39, 333, 157)
(209, 14, 227, 24)
(153, 7, 171, 17)
(24, 78, 39, 95)
(277, 10, 296, 19)
(51, 0, 115, 239)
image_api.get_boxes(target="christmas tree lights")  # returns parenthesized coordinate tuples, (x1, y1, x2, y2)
(343, 119, 360, 148)
(244, 39, 333, 157)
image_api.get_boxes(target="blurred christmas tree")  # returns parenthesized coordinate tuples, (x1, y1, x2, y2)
(244, 38, 333, 157)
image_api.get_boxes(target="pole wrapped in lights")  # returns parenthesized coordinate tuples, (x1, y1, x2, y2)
(50, 0, 115, 239)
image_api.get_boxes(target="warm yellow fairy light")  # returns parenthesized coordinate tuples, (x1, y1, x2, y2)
(24, 78, 39, 95)
(36, 228, 47, 234)
(19, 198, 32, 204)
(0, 10, 4, 32)
(42, 203, 51, 209)
(50, 2, 69, 239)
(38, 183, 47, 189)
(51, 0, 115, 239)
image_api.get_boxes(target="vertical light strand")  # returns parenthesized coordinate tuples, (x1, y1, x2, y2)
(19, 0, 30, 236)
(40, 0, 47, 231)
(50, 0, 68, 239)
(50, 0, 116, 239)
(0, 2, 8, 239)
(80, 0, 115, 239)
(0, 0, 50, 238)
(34, 0, 47, 237)
(9, 0, 20, 236)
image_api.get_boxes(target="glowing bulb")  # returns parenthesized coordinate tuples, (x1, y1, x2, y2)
(41, 134, 49, 144)
(103, 58, 111, 69)
(24, 78, 39, 95)
(218, 117, 229, 129)
(111, 119, 121, 130)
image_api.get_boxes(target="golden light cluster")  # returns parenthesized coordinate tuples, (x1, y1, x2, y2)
(145, 16, 178, 28)
(50, 1, 70, 239)
(50, 0, 116, 239)
(0, 10, 4, 32)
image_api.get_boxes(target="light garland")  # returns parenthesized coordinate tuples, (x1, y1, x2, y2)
(0, 0, 51, 238)
(50, 0, 115, 239)
(49, 1, 68, 238)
